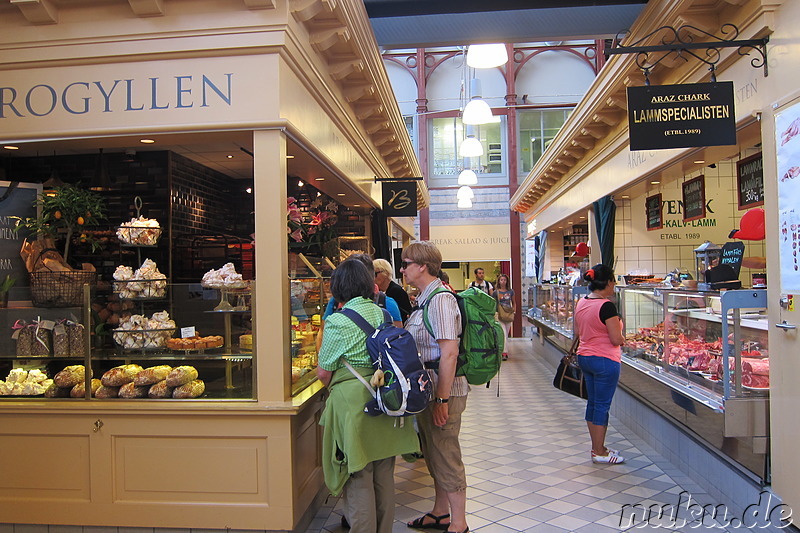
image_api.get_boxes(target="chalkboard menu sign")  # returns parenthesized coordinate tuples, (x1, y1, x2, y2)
(682, 175, 706, 222)
(736, 152, 764, 210)
(645, 193, 663, 231)
(0, 182, 40, 287)
(720, 241, 746, 277)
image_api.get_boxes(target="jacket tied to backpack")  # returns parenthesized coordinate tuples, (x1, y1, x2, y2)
(320, 366, 420, 495)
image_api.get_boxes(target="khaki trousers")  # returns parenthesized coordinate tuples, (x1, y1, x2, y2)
(342, 456, 396, 533)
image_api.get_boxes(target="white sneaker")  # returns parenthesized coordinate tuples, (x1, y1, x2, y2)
(592, 449, 624, 464)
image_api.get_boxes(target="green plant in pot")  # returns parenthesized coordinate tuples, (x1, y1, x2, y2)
(0, 274, 16, 308)
(14, 185, 107, 266)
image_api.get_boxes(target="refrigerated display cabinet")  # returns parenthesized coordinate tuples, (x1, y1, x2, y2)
(616, 286, 769, 480)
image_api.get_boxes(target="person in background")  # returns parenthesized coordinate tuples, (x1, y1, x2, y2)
(373, 258, 412, 323)
(317, 260, 419, 533)
(468, 267, 493, 296)
(573, 263, 626, 465)
(494, 273, 514, 361)
(316, 254, 402, 351)
(437, 270, 455, 292)
(402, 242, 469, 533)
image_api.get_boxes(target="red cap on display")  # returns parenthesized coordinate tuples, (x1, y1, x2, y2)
(731, 208, 766, 240)
(574, 242, 590, 256)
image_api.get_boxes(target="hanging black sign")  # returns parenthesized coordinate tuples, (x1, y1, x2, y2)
(736, 152, 764, 210)
(682, 176, 706, 222)
(0, 181, 40, 287)
(645, 193, 663, 231)
(627, 82, 736, 151)
(381, 181, 417, 217)
(720, 241, 746, 277)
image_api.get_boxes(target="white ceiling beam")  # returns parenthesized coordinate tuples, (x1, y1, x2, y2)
(10, 0, 58, 24)
(243, 0, 276, 9)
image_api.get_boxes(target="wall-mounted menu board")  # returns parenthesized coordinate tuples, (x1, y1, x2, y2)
(737, 152, 764, 210)
(682, 175, 706, 222)
(645, 193, 663, 230)
(0, 181, 41, 287)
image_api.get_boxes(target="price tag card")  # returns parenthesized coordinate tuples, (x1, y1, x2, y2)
(181, 326, 196, 338)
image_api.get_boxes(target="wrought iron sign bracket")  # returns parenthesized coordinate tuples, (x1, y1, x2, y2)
(374, 176, 424, 182)
(606, 24, 769, 81)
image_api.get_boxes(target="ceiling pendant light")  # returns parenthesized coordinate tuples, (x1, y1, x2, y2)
(462, 79, 495, 125)
(466, 43, 508, 69)
(457, 186, 475, 200)
(457, 197, 473, 209)
(458, 169, 478, 185)
(459, 136, 483, 157)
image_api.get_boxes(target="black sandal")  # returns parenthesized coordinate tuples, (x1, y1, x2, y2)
(407, 512, 450, 530)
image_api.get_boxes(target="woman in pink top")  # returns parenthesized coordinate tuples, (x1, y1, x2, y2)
(574, 264, 626, 464)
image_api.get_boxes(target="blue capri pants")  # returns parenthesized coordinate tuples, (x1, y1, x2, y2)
(576, 355, 621, 426)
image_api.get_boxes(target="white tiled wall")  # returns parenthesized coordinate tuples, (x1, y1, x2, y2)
(615, 158, 766, 285)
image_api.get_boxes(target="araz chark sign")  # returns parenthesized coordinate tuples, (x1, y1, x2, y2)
(0, 74, 233, 118)
(627, 82, 736, 150)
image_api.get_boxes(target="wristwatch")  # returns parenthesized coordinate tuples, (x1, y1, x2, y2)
(434, 397, 449, 404)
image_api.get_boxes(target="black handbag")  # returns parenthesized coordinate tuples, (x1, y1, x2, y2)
(553, 336, 588, 399)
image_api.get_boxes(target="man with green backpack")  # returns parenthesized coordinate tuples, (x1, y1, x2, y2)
(401, 242, 503, 533)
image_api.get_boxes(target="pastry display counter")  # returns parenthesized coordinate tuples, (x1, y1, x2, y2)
(616, 286, 770, 480)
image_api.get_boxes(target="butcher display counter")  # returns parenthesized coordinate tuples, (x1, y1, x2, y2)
(526, 284, 588, 350)
(617, 286, 770, 481)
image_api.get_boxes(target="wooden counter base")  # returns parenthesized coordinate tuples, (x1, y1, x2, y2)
(0, 391, 325, 531)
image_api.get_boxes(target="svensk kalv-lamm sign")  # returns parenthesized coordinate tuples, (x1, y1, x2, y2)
(627, 82, 736, 151)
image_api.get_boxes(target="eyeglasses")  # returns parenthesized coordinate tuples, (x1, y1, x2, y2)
(374, 271, 383, 276)
(400, 260, 416, 269)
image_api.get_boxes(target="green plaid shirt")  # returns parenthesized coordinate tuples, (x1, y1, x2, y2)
(318, 297, 385, 371)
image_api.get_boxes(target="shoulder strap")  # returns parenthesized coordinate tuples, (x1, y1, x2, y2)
(339, 308, 375, 336)
(340, 307, 392, 335)
(340, 359, 378, 399)
(421, 287, 454, 338)
(375, 291, 387, 308)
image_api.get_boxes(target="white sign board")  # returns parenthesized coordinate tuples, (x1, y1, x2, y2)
(776, 100, 800, 292)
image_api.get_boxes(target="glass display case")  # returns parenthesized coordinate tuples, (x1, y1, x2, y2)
(526, 284, 589, 348)
(618, 287, 769, 403)
(288, 253, 333, 395)
(616, 286, 770, 479)
(0, 283, 254, 400)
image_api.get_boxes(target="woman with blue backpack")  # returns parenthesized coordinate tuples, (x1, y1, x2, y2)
(317, 259, 420, 533)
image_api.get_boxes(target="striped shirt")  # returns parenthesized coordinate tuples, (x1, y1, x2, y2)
(405, 279, 469, 397)
(318, 297, 385, 371)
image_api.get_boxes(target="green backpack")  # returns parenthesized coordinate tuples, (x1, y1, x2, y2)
(422, 286, 503, 385)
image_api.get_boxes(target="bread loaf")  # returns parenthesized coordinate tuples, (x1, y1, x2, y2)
(166, 366, 198, 387)
(101, 364, 143, 387)
(53, 365, 87, 388)
(172, 379, 205, 399)
(118, 382, 149, 399)
(133, 365, 173, 386)
(148, 380, 173, 399)
(95, 385, 120, 399)
(71, 379, 102, 398)
(44, 382, 71, 398)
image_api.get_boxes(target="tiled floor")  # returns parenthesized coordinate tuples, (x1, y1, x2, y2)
(306, 339, 779, 532)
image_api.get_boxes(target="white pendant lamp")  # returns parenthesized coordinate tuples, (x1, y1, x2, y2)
(459, 136, 483, 157)
(462, 79, 495, 125)
(466, 43, 508, 69)
(458, 169, 478, 185)
(457, 197, 473, 209)
(457, 186, 475, 200)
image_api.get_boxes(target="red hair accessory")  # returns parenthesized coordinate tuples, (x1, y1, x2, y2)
(585, 269, 595, 280)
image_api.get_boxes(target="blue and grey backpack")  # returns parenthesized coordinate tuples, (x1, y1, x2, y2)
(339, 308, 432, 417)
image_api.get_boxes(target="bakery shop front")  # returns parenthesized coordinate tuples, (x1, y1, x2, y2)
(0, 1, 423, 531)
